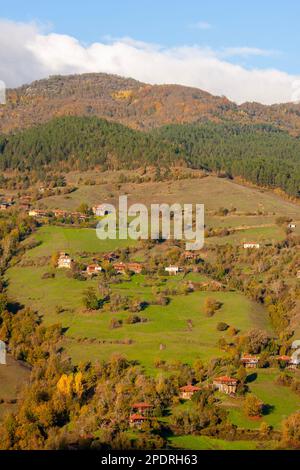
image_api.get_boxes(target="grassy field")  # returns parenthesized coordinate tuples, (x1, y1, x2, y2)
(169, 435, 259, 450)
(22, 225, 135, 259)
(224, 369, 300, 430)
(41, 173, 300, 219)
(7, 242, 271, 372)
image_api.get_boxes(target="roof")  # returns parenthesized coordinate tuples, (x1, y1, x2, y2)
(277, 355, 291, 361)
(130, 413, 148, 422)
(214, 376, 238, 384)
(132, 402, 153, 409)
(179, 384, 201, 392)
(241, 355, 259, 363)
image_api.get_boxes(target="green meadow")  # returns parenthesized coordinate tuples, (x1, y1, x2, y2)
(169, 435, 259, 450)
(225, 369, 300, 431)
(7, 257, 271, 373)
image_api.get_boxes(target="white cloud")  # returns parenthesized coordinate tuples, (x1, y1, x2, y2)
(190, 21, 212, 30)
(0, 18, 299, 105)
(221, 47, 278, 58)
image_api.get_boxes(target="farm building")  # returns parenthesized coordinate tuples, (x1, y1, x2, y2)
(165, 266, 180, 275)
(241, 354, 259, 368)
(86, 264, 102, 275)
(92, 204, 113, 217)
(243, 243, 260, 249)
(179, 384, 201, 400)
(213, 376, 238, 395)
(57, 252, 73, 269)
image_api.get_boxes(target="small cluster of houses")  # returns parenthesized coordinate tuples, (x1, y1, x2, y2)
(56, 253, 146, 276)
(29, 209, 89, 221)
(57, 252, 102, 275)
(240, 352, 300, 370)
(113, 262, 143, 275)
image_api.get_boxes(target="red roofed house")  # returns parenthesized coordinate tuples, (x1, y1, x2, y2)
(127, 263, 143, 274)
(179, 384, 201, 400)
(213, 376, 238, 395)
(241, 355, 259, 369)
(113, 262, 127, 274)
(86, 264, 102, 276)
(184, 251, 198, 260)
(131, 402, 153, 415)
(277, 356, 299, 370)
(129, 413, 149, 429)
(53, 209, 68, 218)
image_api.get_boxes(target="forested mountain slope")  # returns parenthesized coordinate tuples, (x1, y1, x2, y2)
(2, 73, 300, 135)
(1, 116, 300, 197)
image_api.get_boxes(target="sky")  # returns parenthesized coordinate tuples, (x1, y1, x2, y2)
(1, 0, 300, 104)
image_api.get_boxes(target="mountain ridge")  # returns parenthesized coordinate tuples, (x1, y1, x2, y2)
(2, 73, 300, 135)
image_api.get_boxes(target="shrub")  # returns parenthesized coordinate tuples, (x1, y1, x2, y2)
(217, 322, 229, 332)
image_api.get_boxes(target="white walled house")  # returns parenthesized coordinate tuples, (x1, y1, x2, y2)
(57, 252, 73, 269)
(92, 204, 113, 217)
(165, 266, 180, 275)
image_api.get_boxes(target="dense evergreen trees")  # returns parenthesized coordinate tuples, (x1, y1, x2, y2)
(1, 117, 300, 197)
(0, 116, 180, 172)
(156, 122, 300, 197)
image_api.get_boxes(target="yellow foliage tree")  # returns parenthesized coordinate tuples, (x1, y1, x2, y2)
(57, 374, 74, 397)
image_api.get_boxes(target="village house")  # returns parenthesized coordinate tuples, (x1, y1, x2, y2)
(277, 355, 299, 370)
(179, 384, 201, 400)
(183, 251, 198, 260)
(103, 252, 119, 262)
(288, 223, 296, 229)
(113, 262, 143, 274)
(92, 204, 113, 217)
(86, 264, 102, 276)
(131, 402, 153, 415)
(53, 209, 68, 218)
(213, 376, 238, 395)
(57, 252, 73, 269)
(70, 212, 89, 221)
(127, 262, 143, 274)
(28, 209, 48, 217)
(241, 354, 260, 369)
(243, 243, 260, 249)
(129, 413, 150, 429)
(165, 265, 180, 275)
(113, 262, 127, 274)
